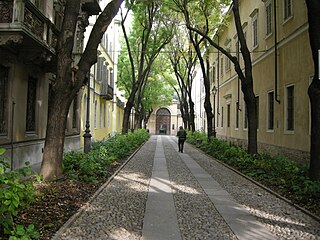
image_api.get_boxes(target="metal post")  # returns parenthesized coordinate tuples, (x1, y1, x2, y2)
(318, 49, 320, 80)
(10, 100, 15, 170)
(83, 76, 91, 153)
(212, 86, 217, 138)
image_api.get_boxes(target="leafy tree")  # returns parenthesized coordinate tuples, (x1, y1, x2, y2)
(118, 42, 175, 129)
(173, 0, 230, 139)
(185, 0, 258, 154)
(119, 0, 173, 133)
(306, 0, 320, 180)
(141, 55, 175, 129)
(40, 0, 124, 180)
(167, 26, 198, 131)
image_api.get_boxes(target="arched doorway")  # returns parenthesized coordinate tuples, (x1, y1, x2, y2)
(156, 108, 171, 135)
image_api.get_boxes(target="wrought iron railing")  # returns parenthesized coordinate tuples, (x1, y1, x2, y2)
(0, 0, 59, 50)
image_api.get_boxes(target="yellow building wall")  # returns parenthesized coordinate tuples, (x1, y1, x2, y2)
(209, 0, 312, 160)
(80, 79, 124, 148)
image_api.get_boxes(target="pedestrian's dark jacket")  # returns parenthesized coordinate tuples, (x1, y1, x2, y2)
(177, 128, 187, 140)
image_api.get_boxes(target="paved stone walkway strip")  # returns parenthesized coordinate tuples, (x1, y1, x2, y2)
(179, 150, 277, 240)
(142, 137, 182, 240)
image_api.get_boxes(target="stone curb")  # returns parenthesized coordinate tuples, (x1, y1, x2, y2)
(51, 141, 147, 240)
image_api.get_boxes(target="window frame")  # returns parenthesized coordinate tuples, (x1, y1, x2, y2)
(283, 0, 293, 22)
(0, 66, 9, 136)
(265, 0, 272, 37)
(252, 13, 258, 49)
(25, 76, 38, 134)
(285, 84, 294, 132)
(267, 91, 275, 131)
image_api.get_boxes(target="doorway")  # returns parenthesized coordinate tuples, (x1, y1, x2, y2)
(156, 108, 171, 135)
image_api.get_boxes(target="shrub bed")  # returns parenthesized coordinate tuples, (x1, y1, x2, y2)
(1, 129, 149, 239)
(63, 129, 150, 182)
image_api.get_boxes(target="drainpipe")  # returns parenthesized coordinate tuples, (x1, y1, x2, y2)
(237, 39, 241, 111)
(217, 36, 220, 117)
(10, 99, 15, 170)
(274, 0, 281, 104)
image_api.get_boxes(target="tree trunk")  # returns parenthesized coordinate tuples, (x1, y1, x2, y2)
(188, 98, 195, 132)
(39, 0, 124, 180)
(122, 101, 133, 134)
(194, 44, 213, 139)
(40, 85, 75, 180)
(233, 0, 257, 154)
(243, 87, 258, 154)
(306, 0, 320, 180)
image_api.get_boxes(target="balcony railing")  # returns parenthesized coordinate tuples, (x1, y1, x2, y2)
(100, 82, 114, 101)
(0, 0, 59, 51)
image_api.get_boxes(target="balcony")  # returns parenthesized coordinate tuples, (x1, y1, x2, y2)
(0, 0, 59, 71)
(82, 0, 101, 16)
(100, 81, 114, 100)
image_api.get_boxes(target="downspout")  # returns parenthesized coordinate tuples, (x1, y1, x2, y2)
(237, 39, 241, 110)
(10, 99, 15, 170)
(274, 0, 280, 103)
(217, 36, 220, 117)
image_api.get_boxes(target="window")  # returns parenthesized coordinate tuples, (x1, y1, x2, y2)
(103, 34, 109, 51)
(286, 85, 294, 131)
(109, 69, 114, 87)
(108, 105, 111, 128)
(83, 94, 87, 129)
(0, 65, 8, 135)
(72, 94, 78, 129)
(100, 102, 102, 128)
(220, 57, 224, 76)
(212, 66, 216, 84)
(26, 77, 37, 132)
(267, 91, 274, 130)
(104, 103, 106, 128)
(225, 42, 231, 72)
(235, 101, 239, 129)
(252, 13, 258, 48)
(227, 104, 230, 127)
(217, 110, 219, 127)
(265, 1, 272, 35)
(97, 57, 107, 82)
(284, 0, 292, 21)
(225, 54, 231, 72)
(94, 100, 97, 129)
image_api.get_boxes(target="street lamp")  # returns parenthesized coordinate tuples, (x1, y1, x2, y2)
(83, 75, 92, 153)
(212, 86, 217, 138)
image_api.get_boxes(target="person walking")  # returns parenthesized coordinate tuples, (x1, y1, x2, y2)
(177, 126, 187, 153)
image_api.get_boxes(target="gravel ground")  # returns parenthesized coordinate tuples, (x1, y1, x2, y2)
(52, 137, 156, 240)
(53, 135, 320, 240)
(163, 139, 238, 240)
(183, 139, 320, 240)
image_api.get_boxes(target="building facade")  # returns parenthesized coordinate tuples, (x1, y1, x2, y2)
(0, 0, 100, 169)
(80, 0, 124, 145)
(147, 100, 183, 136)
(205, 0, 312, 161)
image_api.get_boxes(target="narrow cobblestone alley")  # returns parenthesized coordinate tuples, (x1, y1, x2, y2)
(52, 135, 320, 240)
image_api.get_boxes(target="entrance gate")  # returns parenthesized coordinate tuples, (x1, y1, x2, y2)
(156, 108, 171, 135)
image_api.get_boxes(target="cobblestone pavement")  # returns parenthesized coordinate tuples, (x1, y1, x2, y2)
(53, 135, 320, 240)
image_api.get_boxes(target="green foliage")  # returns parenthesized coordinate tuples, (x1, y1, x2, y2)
(0, 148, 39, 239)
(63, 129, 150, 182)
(187, 132, 320, 209)
(9, 224, 40, 240)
